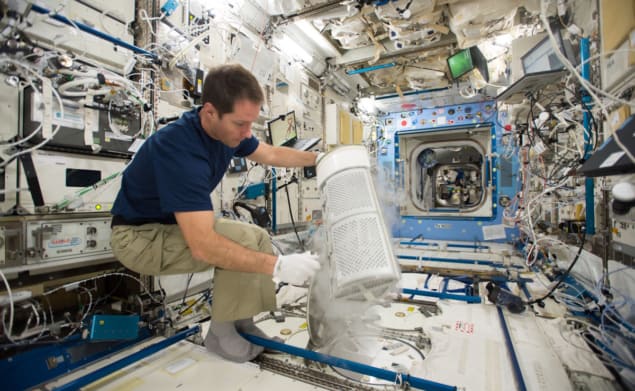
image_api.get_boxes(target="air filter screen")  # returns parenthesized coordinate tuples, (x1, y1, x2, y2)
(317, 146, 400, 301)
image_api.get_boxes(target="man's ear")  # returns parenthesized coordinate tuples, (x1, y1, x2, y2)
(204, 102, 217, 118)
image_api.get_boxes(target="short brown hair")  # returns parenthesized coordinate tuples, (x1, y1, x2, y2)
(201, 64, 264, 118)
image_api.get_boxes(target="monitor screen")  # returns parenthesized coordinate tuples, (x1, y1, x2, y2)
(522, 28, 577, 74)
(522, 36, 565, 73)
(447, 46, 489, 82)
(267, 111, 297, 147)
(447, 49, 473, 80)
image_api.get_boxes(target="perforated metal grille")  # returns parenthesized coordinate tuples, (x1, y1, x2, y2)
(323, 169, 374, 217)
(334, 277, 397, 300)
(331, 215, 390, 280)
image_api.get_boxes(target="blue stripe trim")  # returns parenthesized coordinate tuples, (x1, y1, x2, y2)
(30, 4, 158, 60)
(398, 241, 491, 250)
(53, 326, 200, 391)
(496, 307, 527, 391)
(242, 333, 457, 391)
(397, 254, 523, 269)
(402, 288, 481, 303)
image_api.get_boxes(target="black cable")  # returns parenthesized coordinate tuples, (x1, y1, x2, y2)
(177, 289, 211, 316)
(580, 99, 598, 156)
(525, 231, 586, 305)
(271, 237, 285, 256)
(92, 273, 126, 308)
(396, 0, 414, 14)
(524, 98, 538, 148)
(284, 179, 305, 251)
(409, 233, 424, 243)
(181, 273, 194, 305)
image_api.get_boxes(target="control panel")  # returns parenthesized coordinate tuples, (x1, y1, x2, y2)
(0, 214, 114, 276)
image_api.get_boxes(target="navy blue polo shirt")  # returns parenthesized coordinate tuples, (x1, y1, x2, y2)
(111, 107, 259, 223)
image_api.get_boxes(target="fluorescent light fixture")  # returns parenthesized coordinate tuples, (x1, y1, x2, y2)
(294, 20, 340, 58)
(358, 96, 376, 113)
(278, 35, 313, 64)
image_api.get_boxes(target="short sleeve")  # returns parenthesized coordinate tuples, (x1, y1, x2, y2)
(234, 136, 259, 157)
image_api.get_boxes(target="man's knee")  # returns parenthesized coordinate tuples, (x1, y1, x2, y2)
(215, 219, 271, 253)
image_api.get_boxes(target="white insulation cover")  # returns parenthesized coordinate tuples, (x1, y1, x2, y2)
(317, 145, 400, 301)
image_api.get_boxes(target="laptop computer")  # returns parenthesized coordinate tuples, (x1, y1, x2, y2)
(265, 111, 321, 151)
(497, 30, 575, 103)
(578, 115, 635, 177)
(496, 69, 567, 102)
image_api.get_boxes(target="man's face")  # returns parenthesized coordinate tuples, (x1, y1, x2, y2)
(202, 99, 260, 147)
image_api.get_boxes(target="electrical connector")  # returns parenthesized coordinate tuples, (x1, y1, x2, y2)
(160, 0, 180, 17)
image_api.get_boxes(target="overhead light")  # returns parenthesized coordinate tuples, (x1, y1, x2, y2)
(294, 20, 340, 58)
(346, 62, 396, 75)
(357, 96, 376, 113)
(278, 35, 313, 64)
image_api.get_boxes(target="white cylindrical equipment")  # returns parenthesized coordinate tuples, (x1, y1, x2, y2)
(316, 145, 400, 301)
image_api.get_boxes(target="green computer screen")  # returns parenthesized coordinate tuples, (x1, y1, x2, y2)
(447, 49, 474, 80)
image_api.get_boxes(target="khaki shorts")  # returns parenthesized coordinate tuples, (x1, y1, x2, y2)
(111, 218, 276, 321)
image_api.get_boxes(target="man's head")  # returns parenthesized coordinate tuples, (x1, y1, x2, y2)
(199, 64, 264, 147)
(201, 64, 264, 117)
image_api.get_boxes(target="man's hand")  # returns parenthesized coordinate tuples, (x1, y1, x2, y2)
(273, 251, 321, 285)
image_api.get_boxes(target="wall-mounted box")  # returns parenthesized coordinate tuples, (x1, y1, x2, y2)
(325, 104, 363, 145)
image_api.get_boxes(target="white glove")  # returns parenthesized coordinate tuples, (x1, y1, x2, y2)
(272, 251, 321, 285)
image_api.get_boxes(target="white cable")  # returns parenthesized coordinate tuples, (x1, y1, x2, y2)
(540, 0, 635, 164)
(45, 2, 89, 59)
(78, 287, 93, 324)
(557, 318, 625, 369)
(43, 272, 164, 304)
(0, 269, 14, 342)
(2, 124, 42, 148)
(2, 303, 48, 344)
(21, 301, 40, 338)
(138, 9, 163, 38)
(574, 48, 635, 107)
(0, 99, 63, 166)
(523, 177, 569, 253)
(168, 31, 211, 69)
(57, 68, 145, 102)
(107, 99, 125, 136)
(57, 77, 112, 97)
(96, 8, 127, 38)
(0, 59, 64, 166)
(30, 300, 47, 342)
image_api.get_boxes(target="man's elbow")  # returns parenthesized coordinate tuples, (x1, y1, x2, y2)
(187, 239, 214, 265)
(187, 235, 222, 267)
(180, 228, 225, 267)
(189, 246, 208, 263)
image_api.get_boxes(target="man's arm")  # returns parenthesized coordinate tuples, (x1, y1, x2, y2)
(248, 142, 318, 167)
(175, 210, 277, 274)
